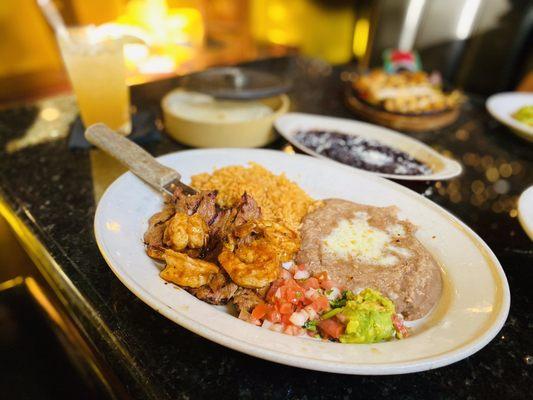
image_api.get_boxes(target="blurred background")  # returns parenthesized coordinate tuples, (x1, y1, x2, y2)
(1, 0, 532, 104)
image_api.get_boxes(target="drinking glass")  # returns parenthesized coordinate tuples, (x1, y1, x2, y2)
(57, 26, 131, 135)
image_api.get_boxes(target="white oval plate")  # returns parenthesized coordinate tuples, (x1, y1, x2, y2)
(274, 113, 463, 181)
(518, 186, 533, 240)
(486, 92, 533, 142)
(94, 149, 509, 375)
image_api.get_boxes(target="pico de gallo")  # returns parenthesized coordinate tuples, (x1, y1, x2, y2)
(242, 261, 408, 343)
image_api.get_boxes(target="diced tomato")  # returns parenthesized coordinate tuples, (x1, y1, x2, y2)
(314, 271, 329, 282)
(302, 296, 313, 306)
(294, 290, 304, 303)
(392, 314, 409, 338)
(266, 309, 281, 323)
(304, 288, 319, 300)
(281, 269, 293, 280)
(320, 279, 338, 290)
(266, 279, 283, 302)
(318, 318, 345, 339)
(280, 279, 305, 305)
(300, 277, 320, 290)
(285, 278, 303, 291)
(335, 313, 348, 324)
(262, 266, 346, 340)
(281, 313, 292, 325)
(311, 295, 330, 313)
(281, 286, 293, 301)
(251, 303, 269, 320)
(278, 302, 294, 315)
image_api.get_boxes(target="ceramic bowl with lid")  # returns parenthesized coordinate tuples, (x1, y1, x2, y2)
(162, 88, 290, 148)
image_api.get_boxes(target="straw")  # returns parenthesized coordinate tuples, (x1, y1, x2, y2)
(36, 0, 69, 39)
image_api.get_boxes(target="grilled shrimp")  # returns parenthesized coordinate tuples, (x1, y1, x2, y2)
(218, 220, 299, 288)
(161, 249, 219, 288)
(260, 221, 300, 262)
(218, 242, 280, 288)
(164, 212, 208, 251)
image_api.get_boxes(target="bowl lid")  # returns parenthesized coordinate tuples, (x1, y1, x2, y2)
(180, 67, 291, 100)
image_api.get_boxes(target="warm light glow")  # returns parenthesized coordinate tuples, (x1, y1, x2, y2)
(268, 4, 288, 21)
(105, 221, 121, 232)
(124, 43, 150, 66)
(99, 0, 205, 75)
(40, 107, 60, 121)
(282, 144, 295, 154)
(456, 0, 482, 40)
(94, 23, 151, 45)
(138, 55, 176, 74)
(165, 8, 204, 47)
(353, 18, 369, 58)
(26, 277, 63, 327)
(466, 305, 493, 313)
(257, 0, 303, 46)
(267, 28, 293, 45)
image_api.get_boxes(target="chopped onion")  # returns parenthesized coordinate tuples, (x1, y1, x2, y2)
(294, 269, 310, 279)
(336, 313, 348, 323)
(304, 305, 318, 320)
(289, 310, 309, 326)
(282, 261, 295, 270)
(326, 287, 341, 301)
(261, 320, 273, 329)
(269, 323, 284, 332)
(281, 269, 293, 280)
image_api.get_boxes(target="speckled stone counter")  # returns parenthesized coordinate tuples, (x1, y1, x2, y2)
(0, 57, 531, 399)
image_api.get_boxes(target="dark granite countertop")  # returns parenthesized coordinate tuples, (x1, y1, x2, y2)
(0, 57, 531, 399)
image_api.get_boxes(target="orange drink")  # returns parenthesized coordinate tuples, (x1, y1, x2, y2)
(58, 27, 131, 135)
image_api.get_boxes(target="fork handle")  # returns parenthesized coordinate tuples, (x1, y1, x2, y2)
(85, 123, 180, 191)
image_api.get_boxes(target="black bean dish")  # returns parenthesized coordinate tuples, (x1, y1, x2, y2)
(294, 130, 432, 176)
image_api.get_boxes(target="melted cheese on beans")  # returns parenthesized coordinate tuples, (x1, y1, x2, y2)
(322, 214, 411, 266)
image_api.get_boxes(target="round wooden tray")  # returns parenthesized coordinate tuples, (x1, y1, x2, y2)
(345, 88, 460, 132)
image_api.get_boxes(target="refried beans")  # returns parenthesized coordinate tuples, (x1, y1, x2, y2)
(296, 199, 442, 320)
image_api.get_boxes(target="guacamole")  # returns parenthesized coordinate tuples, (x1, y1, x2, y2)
(512, 105, 533, 127)
(337, 288, 397, 344)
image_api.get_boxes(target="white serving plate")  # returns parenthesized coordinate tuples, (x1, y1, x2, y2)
(94, 149, 509, 375)
(518, 186, 533, 240)
(486, 92, 533, 142)
(274, 113, 463, 181)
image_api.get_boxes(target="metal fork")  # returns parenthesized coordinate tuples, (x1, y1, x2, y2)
(85, 123, 197, 196)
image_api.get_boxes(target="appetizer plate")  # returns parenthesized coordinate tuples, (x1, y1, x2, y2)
(94, 149, 509, 375)
(518, 186, 533, 240)
(274, 113, 462, 181)
(344, 89, 461, 133)
(486, 92, 533, 142)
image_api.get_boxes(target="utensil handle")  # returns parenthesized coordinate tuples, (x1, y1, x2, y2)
(85, 123, 180, 191)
